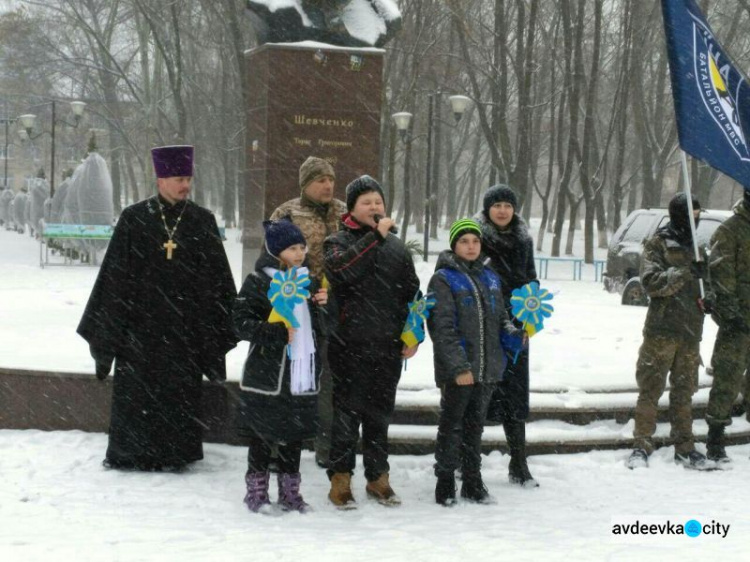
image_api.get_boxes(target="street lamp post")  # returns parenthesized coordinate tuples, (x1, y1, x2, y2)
(392, 111, 413, 241)
(0, 101, 16, 189)
(18, 100, 86, 198)
(1, 117, 13, 190)
(392, 94, 472, 261)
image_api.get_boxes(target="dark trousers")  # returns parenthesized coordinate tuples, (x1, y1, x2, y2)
(328, 403, 390, 482)
(314, 339, 334, 463)
(247, 436, 302, 474)
(327, 340, 402, 482)
(435, 382, 494, 476)
(487, 348, 530, 422)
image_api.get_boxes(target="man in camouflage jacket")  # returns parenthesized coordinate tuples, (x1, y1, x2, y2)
(270, 156, 347, 279)
(628, 193, 711, 470)
(705, 191, 750, 464)
(269, 156, 346, 468)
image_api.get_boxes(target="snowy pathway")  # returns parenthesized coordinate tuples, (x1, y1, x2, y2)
(0, 429, 747, 561)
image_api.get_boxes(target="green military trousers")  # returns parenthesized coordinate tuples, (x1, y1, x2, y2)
(706, 327, 750, 426)
(633, 335, 700, 455)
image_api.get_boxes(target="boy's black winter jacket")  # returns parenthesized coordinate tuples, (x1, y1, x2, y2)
(324, 213, 420, 346)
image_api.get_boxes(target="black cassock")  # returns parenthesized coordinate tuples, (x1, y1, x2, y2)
(78, 195, 237, 469)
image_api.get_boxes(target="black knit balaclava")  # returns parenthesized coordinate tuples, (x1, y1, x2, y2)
(668, 193, 701, 242)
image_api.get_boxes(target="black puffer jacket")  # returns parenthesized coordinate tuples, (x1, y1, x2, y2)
(324, 213, 420, 346)
(232, 250, 324, 442)
(475, 212, 537, 304)
(427, 251, 523, 386)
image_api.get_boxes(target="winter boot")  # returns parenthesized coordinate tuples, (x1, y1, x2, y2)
(674, 450, 717, 471)
(328, 472, 356, 509)
(277, 473, 311, 513)
(504, 420, 539, 488)
(435, 472, 457, 507)
(626, 448, 649, 469)
(706, 424, 731, 464)
(244, 471, 272, 513)
(366, 472, 401, 506)
(460, 472, 494, 504)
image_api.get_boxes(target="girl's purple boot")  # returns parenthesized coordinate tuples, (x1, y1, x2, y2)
(278, 472, 311, 513)
(244, 471, 272, 513)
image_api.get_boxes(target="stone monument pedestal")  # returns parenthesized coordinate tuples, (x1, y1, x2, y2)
(242, 43, 384, 279)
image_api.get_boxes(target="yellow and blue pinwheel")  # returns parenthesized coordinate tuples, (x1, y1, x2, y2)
(401, 294, 436, 348)
(267, 267, 311, 329)
(510, 281, 554, 337)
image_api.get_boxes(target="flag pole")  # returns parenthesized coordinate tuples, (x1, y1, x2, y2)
(680, 150, 705, 299)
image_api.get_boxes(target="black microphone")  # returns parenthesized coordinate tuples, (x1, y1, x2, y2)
(373, 214, 398, 234)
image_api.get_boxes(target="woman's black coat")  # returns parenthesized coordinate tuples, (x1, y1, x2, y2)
(475, 212, 538, 422)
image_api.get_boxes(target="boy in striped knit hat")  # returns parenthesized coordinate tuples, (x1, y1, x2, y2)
(426, 218, 525, 506)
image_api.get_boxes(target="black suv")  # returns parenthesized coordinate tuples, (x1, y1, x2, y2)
(603, 207, 731, 305)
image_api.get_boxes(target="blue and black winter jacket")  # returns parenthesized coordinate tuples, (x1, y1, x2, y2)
(427, 250, 523, 386)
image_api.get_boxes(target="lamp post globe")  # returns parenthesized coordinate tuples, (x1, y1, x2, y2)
(448, 95, 472, 122)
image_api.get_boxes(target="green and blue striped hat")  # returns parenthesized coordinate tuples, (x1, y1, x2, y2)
(449, 218, 482, 250)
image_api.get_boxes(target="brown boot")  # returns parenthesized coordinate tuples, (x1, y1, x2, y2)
(365, 473, 401, 506)
(328, 472, 356, 509)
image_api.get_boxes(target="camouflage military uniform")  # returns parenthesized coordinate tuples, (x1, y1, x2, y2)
(633, 231, 706, 455)
(705, 201, 750, 426)
(269, 196, 347, 280)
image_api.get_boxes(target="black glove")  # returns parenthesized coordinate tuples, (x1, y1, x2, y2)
(725, 316, 750, 335)
(95, 361, 111, 380)
(698, 297, 713, 315)
(690, 260, 708, 279)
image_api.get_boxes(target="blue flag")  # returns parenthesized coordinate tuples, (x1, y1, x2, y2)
(661, 0, 750, 189)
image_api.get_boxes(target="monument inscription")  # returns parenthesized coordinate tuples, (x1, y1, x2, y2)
(242, 43, 384, 278)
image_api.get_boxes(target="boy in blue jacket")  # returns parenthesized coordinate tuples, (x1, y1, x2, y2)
(427, 219, 525, 506)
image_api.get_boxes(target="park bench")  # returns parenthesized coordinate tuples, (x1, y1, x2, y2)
(535, 256, 584, 280)
(39, 222, 113, 268)
(535, 256, 608, 282)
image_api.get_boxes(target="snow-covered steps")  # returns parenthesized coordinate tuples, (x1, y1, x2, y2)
(2, 367, 746, 456)
(387, 418, 750, 456)
(391, 386, 736, 426)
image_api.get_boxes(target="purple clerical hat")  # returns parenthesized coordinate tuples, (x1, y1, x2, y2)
(151, 145, 194, 178)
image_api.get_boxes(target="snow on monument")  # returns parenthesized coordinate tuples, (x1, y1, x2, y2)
(246, 0, 402, 47)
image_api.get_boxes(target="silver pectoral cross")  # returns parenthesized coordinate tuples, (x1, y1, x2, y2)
(163, 239, 177, 260)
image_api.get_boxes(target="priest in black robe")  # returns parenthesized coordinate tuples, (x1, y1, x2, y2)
(77, 145, 237, 471)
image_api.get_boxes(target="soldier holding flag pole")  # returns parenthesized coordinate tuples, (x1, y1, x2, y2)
(661, 0, 750, 464)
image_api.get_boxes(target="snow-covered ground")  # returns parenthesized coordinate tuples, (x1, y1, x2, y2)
(0, 224, 718, 394)
(0, 221, 744, 560)
(1, 429, 748, 561)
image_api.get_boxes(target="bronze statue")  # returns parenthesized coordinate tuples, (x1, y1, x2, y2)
(246, 0, 402, 48)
